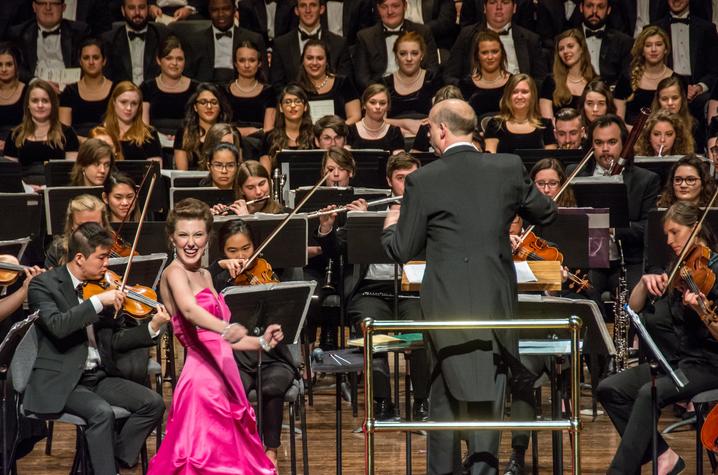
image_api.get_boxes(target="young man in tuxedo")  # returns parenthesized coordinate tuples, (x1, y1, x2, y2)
(354, 0, 440, 91)
(102, 0, 168, 85)
(25, 222, 168, 475)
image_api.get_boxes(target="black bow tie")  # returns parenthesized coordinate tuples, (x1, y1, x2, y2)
(584, 28, 605, 39)
(383, 27, 403, 38)
(41, 28, 60, 38)
(670, 16, 690, 25)
(215, 30, 232, 40)
(128, 30, 146, 41)
(299, 29, 320, 41)
(497, 28, 510, 36)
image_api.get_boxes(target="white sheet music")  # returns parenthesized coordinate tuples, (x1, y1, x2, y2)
(308, 99, 335, 123)
(514, 261, 538, 283)
(403, 262, 425, 283)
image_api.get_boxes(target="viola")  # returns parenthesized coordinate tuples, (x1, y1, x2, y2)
(82, 269, 159, 319)
(232, 257, 280, 286)
(701, 404, 718, 453)
(0, 255, 31, 286)
(673, 244, 718, 324)
(513, 231, 591, 293)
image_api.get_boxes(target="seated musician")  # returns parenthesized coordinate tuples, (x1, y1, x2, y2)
(316, 151, 430, 421)
(634, 110, 695, 157)
(656, 154, 716, 209)
(103, 172, 140, 223)
(69, 139, 115, 187)
(208, 219, 298, 469)
(553, 108, 586, 151)
(314, 115, 349, 150)
(597, 202, 718, 475)
(210, 158, 287, 216)
(26, 222, 168, 474)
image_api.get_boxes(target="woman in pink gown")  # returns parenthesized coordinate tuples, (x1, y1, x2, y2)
(150, 198, 283, 474)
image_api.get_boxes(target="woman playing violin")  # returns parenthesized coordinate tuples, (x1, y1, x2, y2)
(529, 158, 576, 207)
(597, 202, 718, 475)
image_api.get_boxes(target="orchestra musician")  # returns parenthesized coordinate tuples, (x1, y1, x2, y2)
(26, 222, 168, 475)
(553, 107, 586, 150)
(103, 172, 140, 223)
(382, 99, 556, 474)
(597, 202, 718, 475)
(656, 154, 716, 209)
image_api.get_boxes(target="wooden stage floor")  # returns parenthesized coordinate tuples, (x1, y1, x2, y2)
(15, 371, 711, 474)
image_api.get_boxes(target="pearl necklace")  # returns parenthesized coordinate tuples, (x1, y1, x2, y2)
(395, 69, 423, 88)
(312, 74, 329, 91)
(362, 118, 386, 136)
(234, 78, 259, 94)
(157, 74, 184, 91)
(643, 65, 668, 80)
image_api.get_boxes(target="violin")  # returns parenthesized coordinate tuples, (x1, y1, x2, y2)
(110, 232, 138, 258)
(232, 257, 280, 286)
(673, 244, 718, 324)
(82, 269, 159, 319)
(513, 230, 591, 293)
(0, 255, 31, 286)
(701, 403, 718, 453)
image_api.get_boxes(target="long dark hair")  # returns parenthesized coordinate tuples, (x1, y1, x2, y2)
(657, 154, 716, 208)
(296, 39, 333, 94)
(233, 40, 267, 84)
(268, 84, 314, 160)
(181, 83, 232, 156)
(663, 201, 717, 252)
(218, 218, 254, 254)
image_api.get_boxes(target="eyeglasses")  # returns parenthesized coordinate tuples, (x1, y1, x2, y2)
(211, 162, 237, 171)
(196, 99, 219, 107)
(535, 180, 560, 189)
(282, 98, 304, 106)
(34, 1, 63, 7)
(673, 176, 700, 186)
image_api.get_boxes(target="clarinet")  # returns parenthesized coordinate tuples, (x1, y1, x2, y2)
(612, 239, 630, 372)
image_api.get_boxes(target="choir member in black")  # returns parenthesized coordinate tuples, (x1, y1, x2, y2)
(202, 143, 240, 206)
(347, 83, 405, 154)
(103, 171, 139, 223)
(613, 26, 675, 126)
(383, 31, 441, 136)
(59, 38, 113, 138)
(173, 83, 231, 170)
(69, 138, 115, 187)
(634, 110, 694, 157)
(225, 40, 276, 138)
(199, 123, 243, 170)
(0, 43, 25, 152)
(316, 151, 429, 421)
(553, 107, 586, 150)
(654, 76, 694, 137)
(656, 154, 716, 208)
(484, 74, 557, 154)
(579, 78, 617, 127)
(458, 30, 511, 121)
(539, 28, 596, 121)
(597, 201, 718, 475)
(261, 84, 315, 172)
(296, 39, 361, 124)
(209, 219, 298, 469)
(140, 35, 198, 141)
(314, 114, 349, 150)
(410, 84, 464, 153)
(4, 79, 79, 188)
(103, 81, 162, 162)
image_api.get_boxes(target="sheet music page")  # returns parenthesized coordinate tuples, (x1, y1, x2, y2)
(403, 262, 425, 283)
(308, 99, 335, 123)
(514, 261, 538, 283)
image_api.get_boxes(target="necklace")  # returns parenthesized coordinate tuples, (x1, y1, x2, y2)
(234, 78, 259, 94)
(0, 81, 18, 100)
(157, 74, 184, 91)
(362, 118, 385, 134)
(312, 74, 329, 91)
(511, 118, 529, 125)
(643, 65, 667, 80)
(567, 75, 585, 84)
(395, 69, 423, 88)
(476, 71, 504, 85)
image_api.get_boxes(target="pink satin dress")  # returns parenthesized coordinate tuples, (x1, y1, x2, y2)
(148, 288, 276, 475)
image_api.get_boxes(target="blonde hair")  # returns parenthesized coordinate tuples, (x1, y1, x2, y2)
(103, 81, 153, 146)
(12, 80, 65, 149)
(498, 74, 543, 128)
(553, 29, 595, 107)
(629, 26, 670, 97)
(53, 194, 112, 265)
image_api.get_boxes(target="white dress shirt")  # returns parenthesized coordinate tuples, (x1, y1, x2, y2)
(669, 12, 691, 77)
(383, 23, 404, 76)
(36, 24, 65, 77)
(489, 26, 519, 74)
(564, 1, 576, 21)
(405, 0, 423, 24)
(713, 0, 718, 29)
(67, 268, 104, 371)
(63, 0, 78, 21)
(298, 25, 322, 55)
(326, 1, 343, 37)
(212, 26, 234, 69)
(633, 0, 650, 37)
(127, 27, 148, 85)
(266, 1, 277, 40)
(583, 25, 605, 75)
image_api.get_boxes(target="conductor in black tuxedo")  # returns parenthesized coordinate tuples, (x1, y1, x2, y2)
(187, 0, 267, 84)
(382, 99, 557, 475)
(9, 0, 90, 83)
(567, 114, 660, 293)
(25, 222, 168, 475)
(102, 0, 169, 85)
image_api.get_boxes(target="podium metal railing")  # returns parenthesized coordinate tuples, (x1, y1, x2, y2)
(361, 317, 583, 474)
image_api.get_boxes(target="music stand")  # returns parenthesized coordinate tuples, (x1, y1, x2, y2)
(0, 161, 25, 193)
(43, 160, 73, 187)
(515, 149, 585, 171)
(169, 187, 234, 209)
(633, 156, 709, 188)
(534, 212, 589, 269)
(107, 253, 168, 290)
(111, 222, 169, 257)
(0, 311, 39, 475)
(210, 215, 308, 267)
(44, 186, 103, 235)
(571, 177, 630, 228)
(160, 170, 209, 188)
(406, 151, 440, 167)
(290, 187, 390, 212)
(0, 194, 42, 241)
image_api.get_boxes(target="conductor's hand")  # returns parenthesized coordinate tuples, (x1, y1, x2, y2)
(640, 273, 668, 297)
(263, 324, 284, 348)
(318, 205, 338, 234)
(97, 289, 127, 312)
(219, 258, 249, 278)
(346, 199, 368, 212)
(149, 304, 171, 333)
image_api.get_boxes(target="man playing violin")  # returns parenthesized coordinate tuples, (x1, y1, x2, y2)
(26, 222, 169, 475)
(597, 202, 718, 475)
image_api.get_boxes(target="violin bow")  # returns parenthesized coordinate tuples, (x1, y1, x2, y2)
(113, 164, 153, 246)
(112, 170, 158, 319)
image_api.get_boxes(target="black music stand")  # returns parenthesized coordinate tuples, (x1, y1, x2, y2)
(571, 177, 630, 228)
(210, 215, 308, 267)
(405, 151, 440, 166)
(515, 149, 585, 171)
(0, 311, 39, 475)
(534, 212, 589, 269)
(0, 194, 42, 241)
(107, 253, 168, 290)
(43, 160, 73, 187)
(291, 187, 390, 213)
(169, 187, 234, 209)
(44, 186, 103, 235)
(633, 156, 703, 188)
(161, 170, 210, 188)
(111, 222, 169, 257)
(0, 161, 25, 193)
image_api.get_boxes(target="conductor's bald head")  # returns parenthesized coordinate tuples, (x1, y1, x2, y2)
(428, 100, 477, 155)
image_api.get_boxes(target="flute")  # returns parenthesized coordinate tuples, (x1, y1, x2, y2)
(305, 195, 403, 218)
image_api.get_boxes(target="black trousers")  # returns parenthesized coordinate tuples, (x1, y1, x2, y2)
(63, 370, 165, 475)
(348, 281, 429, 401)
(597, 362, 718, 474)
